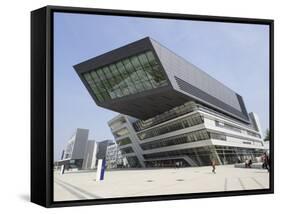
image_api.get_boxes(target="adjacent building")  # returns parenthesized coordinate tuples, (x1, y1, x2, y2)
(58, 128, 89, 169)
(108, 102, 265, 168)
(74, 37, 266, 168)
(96, 140, 114, 160)
(82, 140, 97, 169)
(106, 142, 127, 168)
(57, 128, 114, 170)
(264, 140, 270, 153)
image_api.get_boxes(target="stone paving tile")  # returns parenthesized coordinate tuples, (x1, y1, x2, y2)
(54, 165, 270, 201)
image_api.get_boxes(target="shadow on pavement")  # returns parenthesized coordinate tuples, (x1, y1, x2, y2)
(18, 194, 30, 202)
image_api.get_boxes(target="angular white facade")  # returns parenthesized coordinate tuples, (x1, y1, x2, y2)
(59, 128, 90, 169)
(108, 101, 265, 168)
(58, 128, 114, 170)
(105, 143, 127, 168)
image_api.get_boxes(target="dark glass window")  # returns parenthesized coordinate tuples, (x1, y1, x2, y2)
(210, 132, 227, 141)
(120, 146, 134, 154)
(143, 147, 211, 160)
(247, 130, 261, 138)
(117, 137, 132, 146)
(126, 156, 141, 168)
(215, 120, 242, 133)
(113, 128, 129, 138)
(137, 113, 204, 140)
(82, 51, 168, 102)
(140, 129, 210, 150)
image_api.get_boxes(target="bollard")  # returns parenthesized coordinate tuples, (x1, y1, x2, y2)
(60, 165, 65, 175)
(96, 159, 106, 181)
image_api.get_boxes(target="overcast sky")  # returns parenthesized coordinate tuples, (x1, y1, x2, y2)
(53, 12, 269, 161)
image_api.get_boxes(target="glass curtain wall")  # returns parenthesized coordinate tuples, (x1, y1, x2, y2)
(140, 129, 210, 150)
(137, 113, 204, 140)
(82, 51, 168, 102)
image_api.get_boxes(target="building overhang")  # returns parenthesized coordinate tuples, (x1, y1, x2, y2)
(74, 37, 250, 123)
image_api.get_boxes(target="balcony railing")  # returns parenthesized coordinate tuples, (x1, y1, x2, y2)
(133, 101, 198, 132)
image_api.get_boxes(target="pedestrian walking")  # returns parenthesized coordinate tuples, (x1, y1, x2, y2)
(245, 159, 249, 168)
(262, 152, 269, 171)
(267, 156, 270, 172)
(211, 159, 216, 174)
(248, 159, 252, 168)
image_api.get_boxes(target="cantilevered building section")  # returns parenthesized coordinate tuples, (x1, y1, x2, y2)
(74, 37, 266, 168)
(74, 37, 249, 123)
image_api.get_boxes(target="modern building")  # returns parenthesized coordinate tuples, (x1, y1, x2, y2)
(74, 37, 266, 168)
(108, 102, 265, 168)
(82, 140, 97, 169)
(58, 128, 90, 169)
(83, 139, 114, 169)
(264, 140, 270, 153)
(105, 142, 127, 168)
(56, 128, 114, 170)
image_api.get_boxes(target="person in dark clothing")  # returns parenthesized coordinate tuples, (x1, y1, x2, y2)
(267, 156, 270, 172)
(245, 159, 249, 168)
(262, 152, 270, 171)
(248, 159, 252, 168)
(264, 153, 270, 172)
(211, 159, 216, 174)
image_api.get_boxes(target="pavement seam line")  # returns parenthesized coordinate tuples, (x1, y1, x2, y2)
(55, 179, 89, 199)
(238, 178, 246, 190)
(55, 178, 102, 199)
(224, 178, 227, 191)
(251, 177, 265, 189)
(54, 180, 87, 200)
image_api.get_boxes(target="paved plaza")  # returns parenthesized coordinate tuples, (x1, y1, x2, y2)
(54, 165, 269, 201)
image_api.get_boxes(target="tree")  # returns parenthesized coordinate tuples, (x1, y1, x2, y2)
(264, 129, 270, 141)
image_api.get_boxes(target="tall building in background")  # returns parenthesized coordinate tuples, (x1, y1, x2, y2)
(56, 128, 114, 170)
(106, 142, 127, 168)
(74, 37, 266, 168)
(58, 128, 89, 169)
(83, 139, 114, 169)
(82, 140, 97, 169)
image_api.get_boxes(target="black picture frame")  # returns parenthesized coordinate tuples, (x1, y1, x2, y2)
(31, 5, 274, 208)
